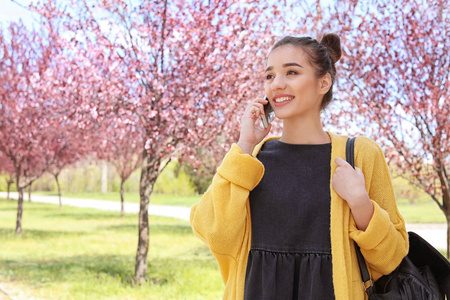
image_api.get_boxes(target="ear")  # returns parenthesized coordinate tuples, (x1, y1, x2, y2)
(318, 73, 332, 95)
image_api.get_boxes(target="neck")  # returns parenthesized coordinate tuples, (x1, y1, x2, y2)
(280, 114, 330, 144)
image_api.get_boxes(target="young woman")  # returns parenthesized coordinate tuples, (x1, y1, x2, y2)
(190, 33, 408, 300)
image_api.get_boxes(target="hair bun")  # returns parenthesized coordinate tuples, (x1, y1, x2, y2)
(320, 33, 342, 63)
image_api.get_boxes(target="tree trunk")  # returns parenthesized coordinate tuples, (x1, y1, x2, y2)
(54, 173, 62, 210)
(446, 213, 450, 259)
(6, 176, 12, 201)
(28, 183, 31, 202)
(101, 161, 108, 194)
(444, 187, 450, 258)
(120, 178, 125, 218)
(15, 185, 24, 235)
(438, 166, 449, 258)
(134, 150, 160, 285)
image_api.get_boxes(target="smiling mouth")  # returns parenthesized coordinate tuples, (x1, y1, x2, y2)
(275, 96, 294, 103)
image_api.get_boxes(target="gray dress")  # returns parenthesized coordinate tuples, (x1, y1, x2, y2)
(244, 139, 335, 300)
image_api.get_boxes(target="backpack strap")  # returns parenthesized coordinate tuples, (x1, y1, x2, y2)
(346, 137, 375, 297)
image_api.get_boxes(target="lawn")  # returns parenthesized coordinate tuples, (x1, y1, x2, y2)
(33, 191, 201, 207)
(1, 194, 448, 299)
(396, 198, 446, 224)
(31, 191, 447, 224)
(0, 199, 223, 300)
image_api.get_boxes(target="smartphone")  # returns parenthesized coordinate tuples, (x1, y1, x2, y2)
(260, 96, 274, 128)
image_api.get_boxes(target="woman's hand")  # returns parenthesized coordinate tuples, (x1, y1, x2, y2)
(237, 98, 272, 155)
(332, 157, 374, 231)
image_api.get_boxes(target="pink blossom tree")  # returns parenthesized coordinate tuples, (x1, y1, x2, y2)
(326, 0, 450, 255)
(0, 152, 15, 201)
(31, 0, 305, 283)
(96, 117, 144, 217)
(1, 22, 57, 233)
(48, 131, 90, 209)
(0, 19, 96, 234)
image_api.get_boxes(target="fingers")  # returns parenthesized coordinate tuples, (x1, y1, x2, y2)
(254, 97, 269, 105)
(335, 158, 364, 175)
(334, 157, 350, 167)
(355, 167, 364, 176)
(251, 105, 263, 117)
(259, 122, 272, 134)
(238, 97, 272, 152)
(245, 98, 268, 118)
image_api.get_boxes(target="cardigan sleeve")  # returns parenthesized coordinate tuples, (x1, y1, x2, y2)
(349, 137, 409, 280)
(190, 143, 264, 259)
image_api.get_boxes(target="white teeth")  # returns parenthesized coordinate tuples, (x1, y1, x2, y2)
(275, 96, 294, 103)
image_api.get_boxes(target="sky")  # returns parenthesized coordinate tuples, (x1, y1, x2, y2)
(0, 0, 40, 28)
(0, 0, 336, 29)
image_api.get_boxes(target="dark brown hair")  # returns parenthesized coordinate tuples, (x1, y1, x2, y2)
(271, 33, 342, 110)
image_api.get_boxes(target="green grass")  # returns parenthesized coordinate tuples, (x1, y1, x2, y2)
(1, 195, 448, 298)
(32, 191, 202, 207)
(396, 198, 446, 224)
(0, 199, 222, 300)
(30, 191, 448, 224)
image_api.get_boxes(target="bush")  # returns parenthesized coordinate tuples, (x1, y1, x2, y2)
(14, 159, 198, 197)
(154, 161, 196, 196)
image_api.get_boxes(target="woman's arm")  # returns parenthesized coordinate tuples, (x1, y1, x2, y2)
(191, 97, 270, 258)
(347, 137, 409, 279)
(190, 144, 264, 258)
(332, 156, 374, 231)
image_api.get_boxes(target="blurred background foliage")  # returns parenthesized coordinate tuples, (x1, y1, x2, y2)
(0, 159, 213, 197)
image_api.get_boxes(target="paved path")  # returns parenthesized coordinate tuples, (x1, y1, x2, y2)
(1, 192, 447, 250)
(0, 192, 190, 221)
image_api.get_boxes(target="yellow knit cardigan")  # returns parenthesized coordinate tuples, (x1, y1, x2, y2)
(190, 133, 409, 300)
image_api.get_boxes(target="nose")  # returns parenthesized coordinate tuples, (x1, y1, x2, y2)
(271, 74, 286, 91)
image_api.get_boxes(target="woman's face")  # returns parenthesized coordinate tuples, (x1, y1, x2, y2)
(264, 45, 328, 121)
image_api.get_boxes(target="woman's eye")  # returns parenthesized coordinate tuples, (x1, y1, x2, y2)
(265, 74, 274, 80)
(287, 70, 297, 75)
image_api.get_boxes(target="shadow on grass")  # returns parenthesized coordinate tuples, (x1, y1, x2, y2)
(0, 204, 20, 211)
(0, 227, 86, 240)
(42, 211, 131, 221)
(1, 254, 136, 285)
(1, 199, 135, 220)
(151, 223, 193, 235)
(104, 221, 191, 235)
(0, 253, 217, 288)
(0, 200, 86, 215)
(105, 224, 138, 232)
(190, 245, 214, 258)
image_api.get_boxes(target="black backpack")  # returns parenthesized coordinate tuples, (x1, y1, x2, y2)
(346, 137, 450, 300)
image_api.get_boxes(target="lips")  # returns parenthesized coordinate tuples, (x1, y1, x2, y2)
(273, 94, 294, 107)
(274, 96, 294, 103)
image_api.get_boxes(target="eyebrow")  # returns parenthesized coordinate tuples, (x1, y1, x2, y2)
(265, 62, 303, 72)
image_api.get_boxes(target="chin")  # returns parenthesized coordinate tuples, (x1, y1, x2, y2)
(274, 112, 292, 120)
